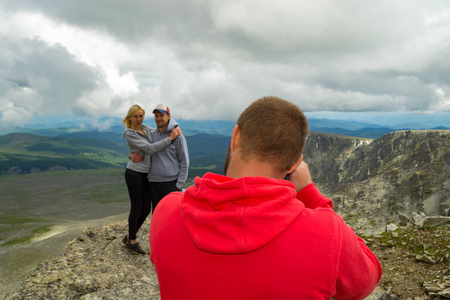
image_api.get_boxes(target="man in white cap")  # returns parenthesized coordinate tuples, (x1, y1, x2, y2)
(146, 104, 189, 212)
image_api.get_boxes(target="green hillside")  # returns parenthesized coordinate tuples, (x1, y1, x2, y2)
(188, 153, 225, 179)
(185, 133, 229, 158)
(0, 133, 129, 175)
(0, 132, 229, 179)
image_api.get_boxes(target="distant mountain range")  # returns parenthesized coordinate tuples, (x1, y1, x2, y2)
(9, 117, 449, 140)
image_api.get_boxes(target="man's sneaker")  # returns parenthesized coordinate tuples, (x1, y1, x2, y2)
(122, 235, 128, 245)
(125, 240, 146, 255)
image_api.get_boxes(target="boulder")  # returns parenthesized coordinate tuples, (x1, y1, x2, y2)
(417, 216, 450, 228)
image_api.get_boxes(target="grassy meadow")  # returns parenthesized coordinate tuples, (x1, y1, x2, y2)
(0, 168, 130, 247)
(0, 168, 133, 297)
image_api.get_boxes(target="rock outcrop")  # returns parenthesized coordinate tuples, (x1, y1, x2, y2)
(5, 220, 160, 300)
(305, 130, 450, 235)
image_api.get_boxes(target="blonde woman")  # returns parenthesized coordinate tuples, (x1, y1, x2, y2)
(121, 104, 182, 255)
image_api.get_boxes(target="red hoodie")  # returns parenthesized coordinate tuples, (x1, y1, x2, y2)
(150, 173, 382, 300)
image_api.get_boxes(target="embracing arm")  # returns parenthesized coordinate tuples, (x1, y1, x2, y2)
(127, 127, 183, 162)
(124, 131, 171, 154)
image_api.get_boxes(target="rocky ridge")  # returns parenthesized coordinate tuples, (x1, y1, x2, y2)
(305, 130, 450, 235)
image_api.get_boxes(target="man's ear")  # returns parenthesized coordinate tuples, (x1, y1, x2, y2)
(287, 154, 303, 174)
(230, 125, 241, 152)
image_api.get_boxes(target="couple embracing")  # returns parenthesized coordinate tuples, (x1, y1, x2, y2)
(121, 104, 189, 255)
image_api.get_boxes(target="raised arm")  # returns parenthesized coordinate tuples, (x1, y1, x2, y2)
(124, 131, 171, 154)
(289, 160, 333, 209)
(333, 220, 382, 299)
(291, 161, 381, 298)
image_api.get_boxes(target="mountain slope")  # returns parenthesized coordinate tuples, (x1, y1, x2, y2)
(0, 132, 230, 177)
(304, 130, 450, 234)
(0, 133, 129, 174)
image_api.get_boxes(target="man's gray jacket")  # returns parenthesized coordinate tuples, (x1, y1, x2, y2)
(147, 117, 189, 189)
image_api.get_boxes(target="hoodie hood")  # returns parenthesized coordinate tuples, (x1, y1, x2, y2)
(180, 173, 304, 254)
(165, 117, 178, 132)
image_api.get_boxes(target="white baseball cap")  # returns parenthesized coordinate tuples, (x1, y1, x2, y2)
(153, 104, 171, 114)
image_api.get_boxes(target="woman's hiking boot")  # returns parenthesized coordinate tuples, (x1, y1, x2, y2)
(124, 240, 146, 255)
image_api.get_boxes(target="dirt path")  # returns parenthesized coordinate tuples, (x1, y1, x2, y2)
(0, 212, 129, 298)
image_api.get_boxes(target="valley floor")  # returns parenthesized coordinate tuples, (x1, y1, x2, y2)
(0, 212, 128, 298)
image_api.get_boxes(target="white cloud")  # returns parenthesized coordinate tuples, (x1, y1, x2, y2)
(0, 0, 450, 130)
(3, 11, 141, 96)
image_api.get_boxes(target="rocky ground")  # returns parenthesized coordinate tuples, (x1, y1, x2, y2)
(363, 224, 450, 299)
(3, 220, 450, 300)
(4, 219, 159, 300)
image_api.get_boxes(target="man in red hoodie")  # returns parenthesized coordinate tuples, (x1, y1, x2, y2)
(150, 96, 382, 300)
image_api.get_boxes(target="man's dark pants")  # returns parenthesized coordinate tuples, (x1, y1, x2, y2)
(150, 180, 180, 213)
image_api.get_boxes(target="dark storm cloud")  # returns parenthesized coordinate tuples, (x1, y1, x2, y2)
(0, 36, 104, 126)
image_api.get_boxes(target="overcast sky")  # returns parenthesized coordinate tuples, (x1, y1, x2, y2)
(1, 0, 450, 131)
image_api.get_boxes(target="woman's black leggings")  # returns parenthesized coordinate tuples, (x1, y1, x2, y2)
(125, 169, 151, 240)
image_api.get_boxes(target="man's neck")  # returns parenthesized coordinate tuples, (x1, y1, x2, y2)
(158, 125, 168, 132)
(226, 156, 285, 180)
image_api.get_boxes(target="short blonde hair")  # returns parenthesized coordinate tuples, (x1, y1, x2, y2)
(122, 104, 145, 128)
(237, 96, 309, 172)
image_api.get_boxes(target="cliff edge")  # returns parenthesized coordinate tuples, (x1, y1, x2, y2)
(306, 130, 450, 235)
